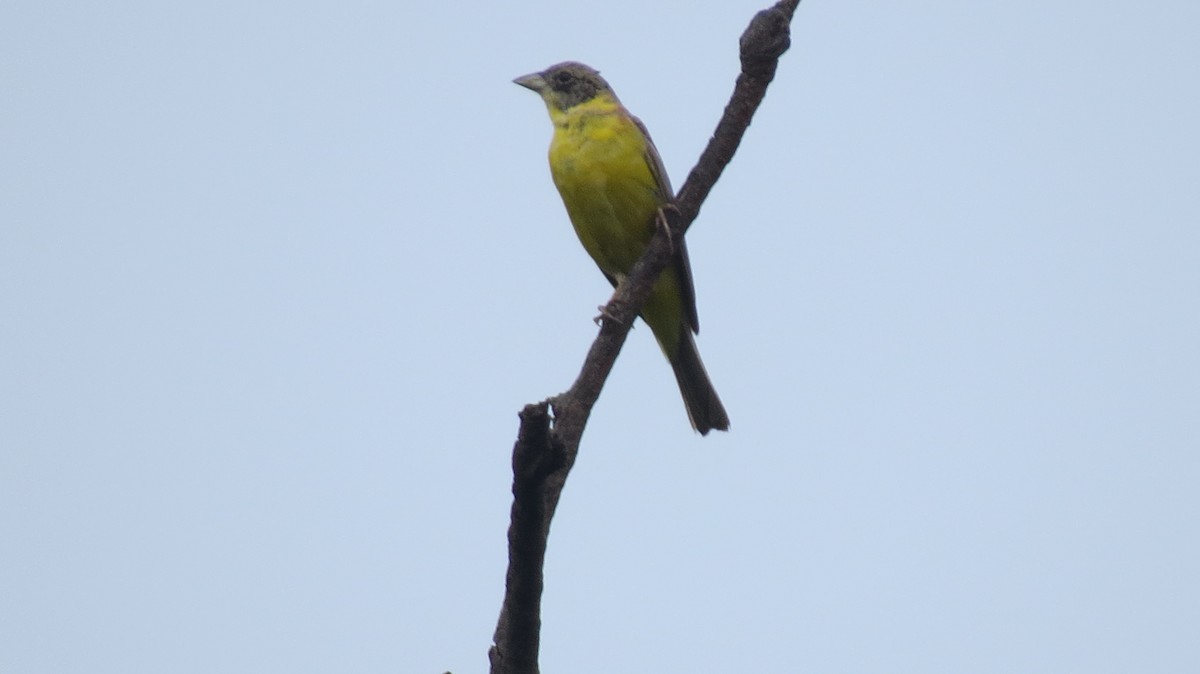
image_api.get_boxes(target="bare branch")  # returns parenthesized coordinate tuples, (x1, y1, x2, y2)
(489, 3, 800, 672)
(678, 0, 799, 230)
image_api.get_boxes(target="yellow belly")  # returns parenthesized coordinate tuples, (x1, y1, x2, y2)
(548, 107, 662, 279)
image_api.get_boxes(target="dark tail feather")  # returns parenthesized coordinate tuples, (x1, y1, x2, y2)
(670, 331, 730, 435)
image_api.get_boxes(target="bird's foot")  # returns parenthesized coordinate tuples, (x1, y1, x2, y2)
(593, 302, 625, 326)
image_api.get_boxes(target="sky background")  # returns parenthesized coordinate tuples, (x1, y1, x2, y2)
(3, 0, 1198, 672)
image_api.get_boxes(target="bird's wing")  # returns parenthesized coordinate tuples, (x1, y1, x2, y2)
(634, 114, 701, 334)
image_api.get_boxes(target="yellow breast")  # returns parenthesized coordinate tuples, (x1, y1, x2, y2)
(547, 95, 665, 278)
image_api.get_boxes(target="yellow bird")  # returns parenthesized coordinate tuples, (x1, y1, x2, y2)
(515, 62, 730, 435)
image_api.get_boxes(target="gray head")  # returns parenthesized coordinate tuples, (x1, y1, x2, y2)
(513, 61, 616, 111)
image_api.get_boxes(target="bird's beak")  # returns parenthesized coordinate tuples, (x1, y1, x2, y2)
(513, 72, 546, 93)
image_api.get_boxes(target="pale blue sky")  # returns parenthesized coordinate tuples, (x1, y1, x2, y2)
(3, 1, 1198, 672)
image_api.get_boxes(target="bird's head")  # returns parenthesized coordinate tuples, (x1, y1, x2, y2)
(513, 61, 616, 112)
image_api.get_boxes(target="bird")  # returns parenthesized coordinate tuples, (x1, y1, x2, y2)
(514, 61, 730, 435)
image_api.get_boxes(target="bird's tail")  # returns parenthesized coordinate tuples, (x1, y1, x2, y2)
(669, 331, 730, 435)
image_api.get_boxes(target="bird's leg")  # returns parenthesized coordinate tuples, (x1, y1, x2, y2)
(655, 204, 678, 255)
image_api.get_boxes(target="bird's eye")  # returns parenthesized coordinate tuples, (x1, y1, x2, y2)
(553, 72, 573, 88)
